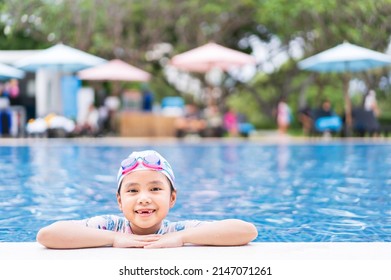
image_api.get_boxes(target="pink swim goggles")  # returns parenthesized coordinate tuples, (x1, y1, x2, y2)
(117, 150, 175, 191)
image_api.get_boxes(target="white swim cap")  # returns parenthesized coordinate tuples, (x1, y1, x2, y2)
(117, 150, 175, 191)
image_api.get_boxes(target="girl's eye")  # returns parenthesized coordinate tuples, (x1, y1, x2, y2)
(151, 187, 162, 192)
(127, 189, 138, 193)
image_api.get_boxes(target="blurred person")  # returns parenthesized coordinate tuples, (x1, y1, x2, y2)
(203, 104, 224, 137)
(104, 95, 121, 133)
(276, 97, 291, 135)
(313, 99, 342, 137)
(298, 105, 313, 135)
(2, 79, 21, 105)
(141, 84, 154, 112)
(364, 89, 380, 117)
(317, 99, 334, 118)
(175, 103, 206, 137)
(76, 104, 100, 136)
(223, 107, 239, 137)
(353, 89, 381, 137)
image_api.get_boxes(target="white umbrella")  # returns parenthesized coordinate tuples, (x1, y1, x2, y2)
(0, 62, 25, 80)
(298, 42, 391, 134)
(13, 43, 106, 117)
(298, 42, 391, 73)
(13, 43, 106, 72)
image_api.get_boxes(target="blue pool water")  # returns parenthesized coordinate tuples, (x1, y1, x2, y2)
(0, 140, 390, 242)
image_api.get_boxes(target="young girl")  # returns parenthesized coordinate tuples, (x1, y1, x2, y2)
(37, 150, 258, 249)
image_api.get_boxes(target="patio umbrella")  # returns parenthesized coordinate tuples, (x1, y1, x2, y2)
(12, 43, 106, 118)
(170, 42, 256, 73)
(0, 62, 25, 80)
(13, 43, 106, 72)
(298, 42, 391, 135)
(77, 59, 151, 82)
(170, 42, 256, 103)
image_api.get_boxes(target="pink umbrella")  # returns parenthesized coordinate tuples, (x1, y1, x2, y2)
(78, 59, 151, 81)
(170, 42, 255, 73)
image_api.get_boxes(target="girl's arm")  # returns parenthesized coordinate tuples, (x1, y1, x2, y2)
(36, 221, 161, 249)
(144, 219, 258, 248)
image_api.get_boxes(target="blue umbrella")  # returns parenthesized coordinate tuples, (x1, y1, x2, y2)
(298, 42, 391, 135)
(0, 62, 25, 80)
(298, 42, 391, 73)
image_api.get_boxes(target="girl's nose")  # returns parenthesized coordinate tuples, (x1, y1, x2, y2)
(137, 191, 152, 204)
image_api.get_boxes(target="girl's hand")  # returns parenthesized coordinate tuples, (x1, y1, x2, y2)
(143, 232, 184, 249)
(113, 233, 162, 248)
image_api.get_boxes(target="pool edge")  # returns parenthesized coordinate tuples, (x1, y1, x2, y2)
(1, 242, 390, 260)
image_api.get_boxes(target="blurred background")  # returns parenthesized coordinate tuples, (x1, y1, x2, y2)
(0, 0, 391, 137)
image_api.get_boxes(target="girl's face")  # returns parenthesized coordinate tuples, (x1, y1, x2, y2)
(117, 170, 176, 235)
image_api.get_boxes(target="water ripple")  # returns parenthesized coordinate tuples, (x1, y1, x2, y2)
(317, 208, 365, 218)
(1, 142, 391, 242)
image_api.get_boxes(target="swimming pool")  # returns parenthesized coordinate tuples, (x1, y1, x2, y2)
(1, 140, 390, 242)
